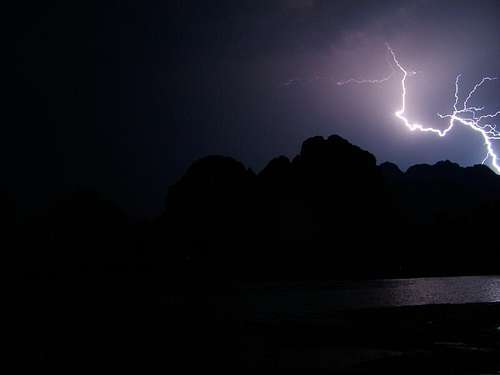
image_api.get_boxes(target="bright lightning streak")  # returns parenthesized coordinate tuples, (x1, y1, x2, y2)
(336, 56, 398, 86)
(336, 73, 394, 86)
(341, 44, 500, 173)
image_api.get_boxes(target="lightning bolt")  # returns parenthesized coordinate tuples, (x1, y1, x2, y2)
(336, 73, 394, 86)
(336, 53, 408, 86)
(340, 44, 500, 173)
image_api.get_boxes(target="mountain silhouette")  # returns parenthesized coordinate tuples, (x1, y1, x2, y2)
(12, 134, 500, 370)
(163, 135, 500, 280)
(10, 134, 500, 280)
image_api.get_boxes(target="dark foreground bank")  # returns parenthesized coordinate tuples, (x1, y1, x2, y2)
(15, 271, 500, 373)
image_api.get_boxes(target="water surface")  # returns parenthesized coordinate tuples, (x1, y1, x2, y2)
(232, 276, 500, 320)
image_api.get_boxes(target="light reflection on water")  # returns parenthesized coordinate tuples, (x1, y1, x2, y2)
(237, 276, 500, 320)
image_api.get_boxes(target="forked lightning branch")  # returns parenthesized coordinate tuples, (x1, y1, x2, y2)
(339, 44, 500, 173)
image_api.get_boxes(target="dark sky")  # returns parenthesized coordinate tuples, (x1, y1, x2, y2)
(9, 0, 500, 217)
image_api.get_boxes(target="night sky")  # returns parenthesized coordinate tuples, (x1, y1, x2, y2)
(10, 0, 500, 218)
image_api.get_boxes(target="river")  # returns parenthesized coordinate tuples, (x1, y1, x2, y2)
(231, 276, 500, 321)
